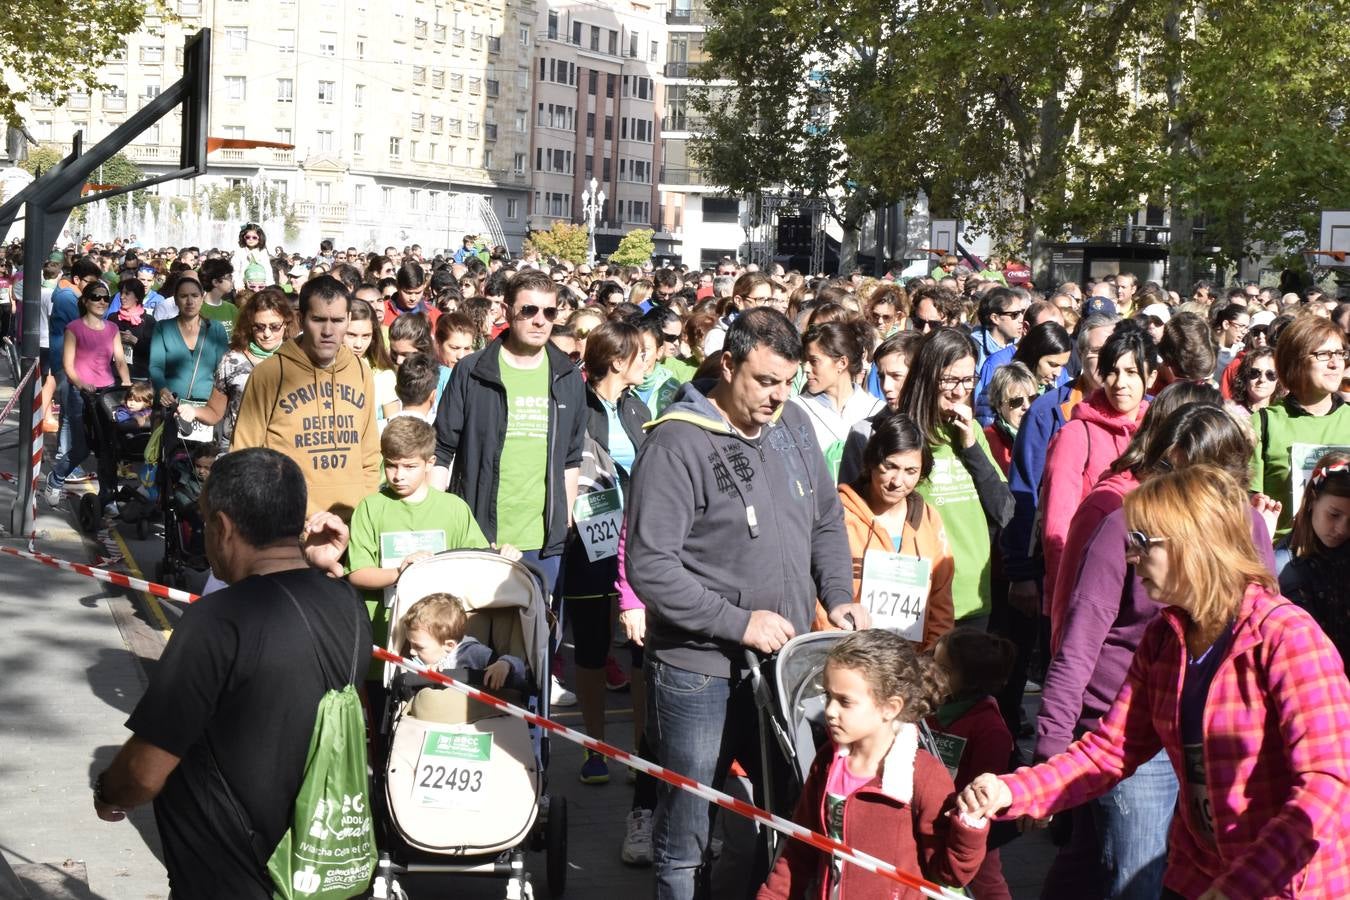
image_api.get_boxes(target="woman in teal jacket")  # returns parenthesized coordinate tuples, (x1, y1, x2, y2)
(148, 274, 229, 404)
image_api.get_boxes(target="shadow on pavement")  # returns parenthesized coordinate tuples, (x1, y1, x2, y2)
(88, 745, 165, 868)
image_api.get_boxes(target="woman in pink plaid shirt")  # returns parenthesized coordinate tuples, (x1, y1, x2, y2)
(959, 465, 1350, 899)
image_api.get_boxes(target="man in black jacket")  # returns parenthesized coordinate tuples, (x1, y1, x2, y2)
(433, 268, 586, 608)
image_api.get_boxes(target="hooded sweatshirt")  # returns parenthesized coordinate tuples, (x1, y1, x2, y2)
(834, 483, 955, 650)
(1039, 388, 1147, 608)
(625, 380, 854, 678)
(791, 388, 884, 483)
(230, 340, 380, 520)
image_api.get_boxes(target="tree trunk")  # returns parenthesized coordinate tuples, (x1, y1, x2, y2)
(839, 226, 859, 276)
(1168, 206, 1194, 294)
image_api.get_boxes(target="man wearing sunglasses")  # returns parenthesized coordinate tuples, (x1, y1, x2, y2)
(433, 269, 586, 617)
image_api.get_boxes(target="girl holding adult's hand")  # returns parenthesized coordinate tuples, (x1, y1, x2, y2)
(959, 466, 1350, 900)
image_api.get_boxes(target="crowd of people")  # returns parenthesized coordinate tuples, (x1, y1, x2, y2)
(6, 227, 1350, 899)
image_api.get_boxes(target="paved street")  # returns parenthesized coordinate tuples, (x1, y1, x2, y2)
(0, 392, 1054, 899)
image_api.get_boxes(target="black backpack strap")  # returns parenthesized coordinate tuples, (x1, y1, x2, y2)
(274, 576, 363, 685)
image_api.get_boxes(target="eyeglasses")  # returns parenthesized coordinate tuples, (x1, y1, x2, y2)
(87, 295, 111, 302)
(997, 308, 1026, 320)
(253, 322, 286, 333)
(515, 304, 560, 322)
(662, 332, 681, 345)
(1002, 395, 1034, 410)
(938, 375, 977, 392)
(1124, 530, 1167, 557)
(1308, 349, 1349, 364)
(1253, 369, 1278, 382)
(913, 316, 943, 332)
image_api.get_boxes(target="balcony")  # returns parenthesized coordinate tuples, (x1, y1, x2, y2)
(666, 4, 708, 24)
(664, 61, 694, 78)
(486, 80, 499, 98)
(659, 166, 708, 186)
(662, 113, 705, 132)
(68, 93, 90, 110)
(104, 94, 128, 112)
(293, 201, 350, 221)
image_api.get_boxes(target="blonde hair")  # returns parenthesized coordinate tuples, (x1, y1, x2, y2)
(1123, 465, 1276, 633)
(402, 593, 469, 646)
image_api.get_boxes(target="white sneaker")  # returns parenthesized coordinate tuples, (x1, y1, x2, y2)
(621, 808, 654, 866)
(550, 676, 577, 707)
(43, 481, 63, 507)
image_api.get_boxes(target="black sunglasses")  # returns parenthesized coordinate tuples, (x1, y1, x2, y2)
(1253, 369, 1278, 382)
(662, 333, 681, 344)
(1003, 395, 1032, 410)
(515, 304, 560, 322)
(1124, 530, 1167, 556)
(913, 316, 943, 332)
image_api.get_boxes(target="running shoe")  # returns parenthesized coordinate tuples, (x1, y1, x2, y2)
(605, 656, 630, 691)
(42, 478, 63, 508)
(579, 749, 610, 785)
(550, 675, 577, 707)
(64, 466, 96, 483)
(621, 808, 654, 866)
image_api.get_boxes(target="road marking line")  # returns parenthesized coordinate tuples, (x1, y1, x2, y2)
(110, 527, 173, 639)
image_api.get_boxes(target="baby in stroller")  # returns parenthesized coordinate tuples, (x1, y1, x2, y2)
(401, 593, 531, 692)
(113, 382, 154, 429)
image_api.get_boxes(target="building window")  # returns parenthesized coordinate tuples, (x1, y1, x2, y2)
(588, 70, 597, 95)
(432, 69, 445, 88)
(409, 140, 418, 160)
(519, 24, 531, 45)
(650, 40, 659, 62)
(354, 184, 366, 206)
(317, 130, 334, 152)
(277, 78, 293, 102)
(547, 11, 558, 39)
(630, 33, 639, 57)
(224, 27, 247, 51)
(607, 74, 615, 98)
(318, 81, 335, 104)
(389, 137, 402, 158)
(572, 21, 582, 44)
(513, 152, 525, 174)
(353, 84, 365, 107)
(448, 117, 462, 134)
(450, 73, 463, 90)
(277, 127, 293, 144)
(353, 133, 364, 154)
(604, 115, 613, 140)
(434, 23, 446, 41)
(488, 34, 501, 53)
(140, 45, 164, 64)
(413, 66, 426, 84)
(587, 113, 595, 137)
(278, 30, 296, 53)
(224, 76, 246, 101)
(318, 32, 337, 56)
(506, 199, 518, 218)
(354, 37, 365, 58)
(411, 112, 424, 130)
(382, 186, 394, 208)
(608, 29, 618, 55)
(409, 189, 420, 210)
(469, 77, 482, 94)
(223, 125, 246, 139)
(414, 18, 428, 38)
(452, 27, 465, 46)
(430, 115, 443, 133)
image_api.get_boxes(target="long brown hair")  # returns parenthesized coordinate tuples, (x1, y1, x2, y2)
(1289, 450, 1350, 559)
(230, 287, 296, 352)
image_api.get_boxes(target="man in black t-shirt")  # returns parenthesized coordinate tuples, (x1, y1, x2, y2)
(93, 449, 371, 899)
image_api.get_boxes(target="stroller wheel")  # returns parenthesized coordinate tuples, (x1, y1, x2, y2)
(545, 795, 568, 896)
(77, 494, 101, 533)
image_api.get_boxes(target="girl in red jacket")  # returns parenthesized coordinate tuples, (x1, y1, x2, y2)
(758, 630, 987, 900)
(929, 628, 1018, 899)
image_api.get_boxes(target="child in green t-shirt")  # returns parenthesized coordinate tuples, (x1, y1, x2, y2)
(347, 418, 519, 653)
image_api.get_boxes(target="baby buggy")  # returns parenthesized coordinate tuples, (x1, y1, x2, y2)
(74, 384, 156, 538)
(745, 632, 943, 857)
(152, 402, 213, 590)
(372, 550, 568, 900)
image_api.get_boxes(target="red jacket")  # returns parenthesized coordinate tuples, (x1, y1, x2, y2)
(982, 423, 1014, 477)
(758, 725, 986, 900)
(925, 695, 1014, 790)
(1002, 584, 1350, 899)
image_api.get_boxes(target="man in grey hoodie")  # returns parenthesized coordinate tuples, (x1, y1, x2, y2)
(625, 308, 867, 900)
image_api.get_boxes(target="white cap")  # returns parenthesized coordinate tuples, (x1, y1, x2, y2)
(1250, 310, 1275, 328)
(1141, 303, 1171, 323)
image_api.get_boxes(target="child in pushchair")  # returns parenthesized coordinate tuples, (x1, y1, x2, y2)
(73, 383, 156, 534)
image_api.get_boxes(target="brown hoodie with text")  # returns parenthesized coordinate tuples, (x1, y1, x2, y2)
(231, 339, 380, 520)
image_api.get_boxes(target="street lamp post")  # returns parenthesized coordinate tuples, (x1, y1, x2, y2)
(581, 176, 605, 266)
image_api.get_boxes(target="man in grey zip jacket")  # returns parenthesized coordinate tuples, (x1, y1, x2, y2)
(625, 308, 867, 900)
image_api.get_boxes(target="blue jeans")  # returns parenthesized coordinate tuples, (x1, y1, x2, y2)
(647, 658, 770, 900)
(50, 381, 88, 487)
(1042, 749, 1177, 899)
(1092, 749, 1177, 898)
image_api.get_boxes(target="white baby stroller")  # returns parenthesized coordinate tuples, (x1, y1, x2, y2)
(371, 550, 568, 900)
(746, 632, 942, 857)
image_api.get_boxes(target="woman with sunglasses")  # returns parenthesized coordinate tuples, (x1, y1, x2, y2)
(1230, 346, 1282, 414)
(984, 362, 1039, 476)
(43, 282, 131, 506)
(1035, 402, 1273, 899)
(975, 320, 1073, 426)
(962, 465, 1350, 900)
(1251, 314, 1350, 538)
(896, 327, 1013, 628)
(177, 289, 296, 456)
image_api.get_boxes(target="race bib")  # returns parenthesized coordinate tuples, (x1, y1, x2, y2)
(1289, 443, 1350, 513)
(179, 401, 214, 443)
(412, 729, 493, 811)
(930, 731, 968, 780)
(859, 550, 932, 642)
(379, 529, 447, 570)
(574, 488, 622, 562)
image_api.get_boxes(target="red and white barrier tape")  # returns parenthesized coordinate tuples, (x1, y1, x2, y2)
(0, 360, 39, 423)
(0, 543, 968, 899)
(0, 545, 200, 604)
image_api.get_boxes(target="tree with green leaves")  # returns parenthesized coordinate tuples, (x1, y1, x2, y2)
(609, 228, 655, 267)
(524, 221, 589, 266)
(1, 0, 156, 131)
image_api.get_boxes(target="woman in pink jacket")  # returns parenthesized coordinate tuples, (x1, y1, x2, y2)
(960, 465, 1350, 899)
(1040, 322, 1154, 622)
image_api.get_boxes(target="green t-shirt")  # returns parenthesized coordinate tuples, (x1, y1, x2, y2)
(346, 486, 489, 674)
(200, 299, 239, 340)
(496, 355, 551, 552)
(915, 428, 1003, 621)
(1250, 401, 1350, 539)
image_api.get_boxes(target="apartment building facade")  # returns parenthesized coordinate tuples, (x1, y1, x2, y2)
(20, 0, 535, 251)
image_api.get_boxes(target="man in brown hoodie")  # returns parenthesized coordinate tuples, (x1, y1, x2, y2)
(231, 276, 380, 520)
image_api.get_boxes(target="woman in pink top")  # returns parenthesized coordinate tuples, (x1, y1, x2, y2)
(1040, 322, 1153, 621)
(960, 466, 1350, 900)
(46, 281, 130, 498)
